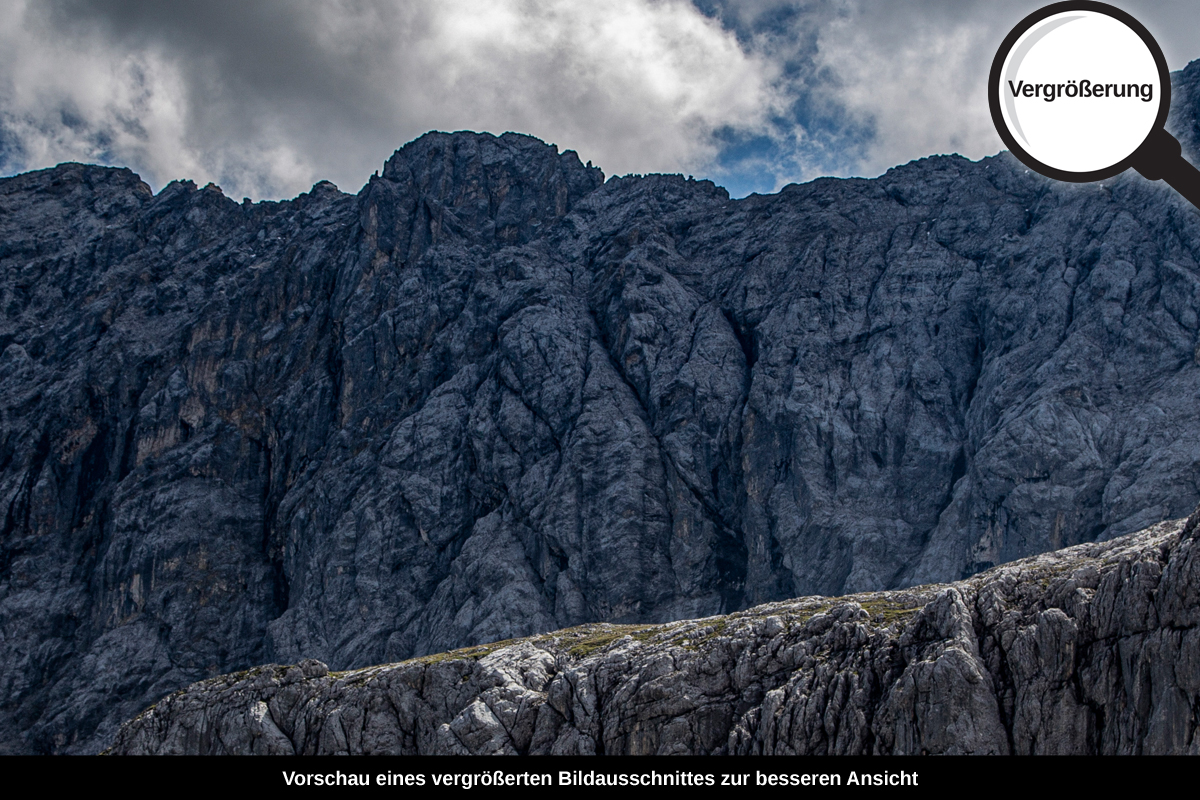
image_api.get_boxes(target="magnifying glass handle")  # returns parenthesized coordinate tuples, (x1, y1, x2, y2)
(1131, 128, 1200, 211)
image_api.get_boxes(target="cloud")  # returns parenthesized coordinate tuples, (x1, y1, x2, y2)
(1, 0, 780, 198)
(4, 0, 1200, 199)
(709, 0, 1200, 191)
(798, 0, 1015, 180)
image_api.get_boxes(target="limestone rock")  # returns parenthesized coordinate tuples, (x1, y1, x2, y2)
(109, 512, 1200, 755)
(6, 65, 1200, 752)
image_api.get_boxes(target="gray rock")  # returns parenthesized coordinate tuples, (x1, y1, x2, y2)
(6, 64, 1200, 752)
(108, 511, 1200, 755)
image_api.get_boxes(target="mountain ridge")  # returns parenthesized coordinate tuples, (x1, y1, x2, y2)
(5, 63, 1200, 754)
(108, 509, 1200, 755)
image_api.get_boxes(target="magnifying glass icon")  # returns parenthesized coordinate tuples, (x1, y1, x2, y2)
(989, 1, 1200, 210)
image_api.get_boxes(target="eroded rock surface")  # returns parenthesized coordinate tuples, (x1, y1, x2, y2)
(6, 65, 1200, 753)
(110, 511, 1200, 755)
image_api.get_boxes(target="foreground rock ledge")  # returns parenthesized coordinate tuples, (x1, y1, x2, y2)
(109, 512, 1200, 755)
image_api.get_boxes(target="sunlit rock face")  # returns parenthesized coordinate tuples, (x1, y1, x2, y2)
(109, 514, 1200, 756)
(6, 64, 1200, 753)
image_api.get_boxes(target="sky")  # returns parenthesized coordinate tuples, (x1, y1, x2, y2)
(2, 0, 1199, 200)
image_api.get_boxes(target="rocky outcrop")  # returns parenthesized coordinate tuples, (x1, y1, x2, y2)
(109, 510, 1200, 755)
(6, 65, 1200, 753)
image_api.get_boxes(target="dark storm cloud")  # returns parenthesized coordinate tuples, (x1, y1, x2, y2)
(35, 0, 427, 194)
(45, 0, 390, 129)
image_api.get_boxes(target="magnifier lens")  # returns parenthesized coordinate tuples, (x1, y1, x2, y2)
(996, 10, 1163, 175)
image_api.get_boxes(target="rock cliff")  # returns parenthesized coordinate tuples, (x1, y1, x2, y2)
(5, 63, 1200, 754)
(109, 510, 1200, 755)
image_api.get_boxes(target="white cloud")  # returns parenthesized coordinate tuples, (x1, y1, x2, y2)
(808, 2, 1007, 178)
(769, 0, 1200, 181)
(0, 0, 781, 199)
(4, 0, 1199, 198)
(0, 1, 198, 181)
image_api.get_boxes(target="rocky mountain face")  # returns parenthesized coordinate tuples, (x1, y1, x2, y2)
(109, 510, 1200, 755)
(5, 63, 1200, 754)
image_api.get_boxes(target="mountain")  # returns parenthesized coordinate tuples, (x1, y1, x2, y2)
(109, 510, 1200, 755)
(5, 62, 1200, 755)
